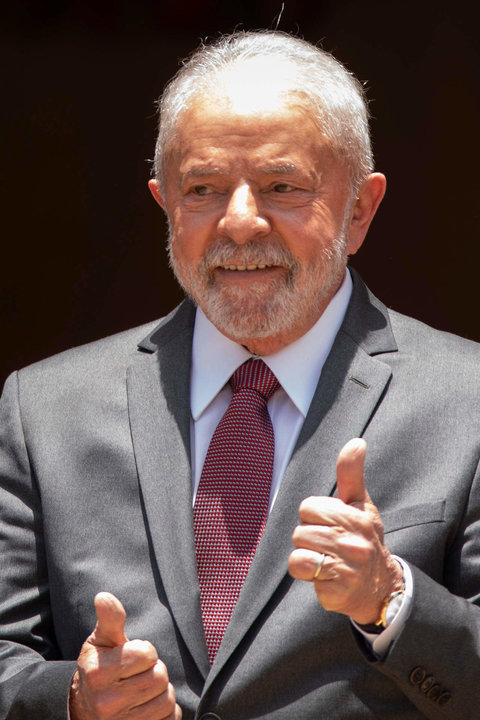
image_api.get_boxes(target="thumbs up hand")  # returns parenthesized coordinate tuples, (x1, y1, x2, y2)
(288, 439, 403, 625)
(69, 592, 182, 720)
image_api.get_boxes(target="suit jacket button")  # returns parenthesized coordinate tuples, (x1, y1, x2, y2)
(199, 714, 222, 720)
(420, 675, 436, 693)
(426, 684, 443, 701)
(409, 666, 426, 685)
(437, 692, 452, 707)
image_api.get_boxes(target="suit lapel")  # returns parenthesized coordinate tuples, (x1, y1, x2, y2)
(126, 300, 211, 678)
(205, 270, 398, 682)
(126, 272, 399, 686)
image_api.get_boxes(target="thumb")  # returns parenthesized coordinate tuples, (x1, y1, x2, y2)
(89, 592, 128, 648)
(336, 437, 368, 505)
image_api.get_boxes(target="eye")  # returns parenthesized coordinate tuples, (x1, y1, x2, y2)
(272, 183, 296, 193)
(192, 185, 214, 196)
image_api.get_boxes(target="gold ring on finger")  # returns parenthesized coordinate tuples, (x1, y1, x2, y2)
(312, 553, 326, 580)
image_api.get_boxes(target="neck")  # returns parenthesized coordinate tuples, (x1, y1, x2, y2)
(234, 322, 320, 356)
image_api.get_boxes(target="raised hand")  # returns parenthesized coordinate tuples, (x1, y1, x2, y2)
(69, 592, 181, 720)
(288, 438, 403, 625)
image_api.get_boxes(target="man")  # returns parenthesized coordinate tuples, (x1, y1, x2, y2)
(1, 30, 479, 720)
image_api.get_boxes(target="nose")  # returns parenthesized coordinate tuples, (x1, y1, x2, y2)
(217, 183, 271, 244)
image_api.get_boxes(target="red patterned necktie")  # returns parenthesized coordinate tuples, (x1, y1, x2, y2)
(193, 358, 279, 663)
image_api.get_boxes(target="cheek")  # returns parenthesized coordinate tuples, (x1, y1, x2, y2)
(279, 222, 334, 266)
(307, 207, 342, 239)
(169, 226, 211, 271)
(171, 208, 217, 247)
(168, 212, 193, 246)
(276, 205, 339, 250)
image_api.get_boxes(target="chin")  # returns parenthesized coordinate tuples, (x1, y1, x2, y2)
(192, 282, 328, 345)
(171, 249, 348, 347)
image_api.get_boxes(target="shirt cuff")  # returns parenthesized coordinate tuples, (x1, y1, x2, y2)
(352, 555, 413, 657)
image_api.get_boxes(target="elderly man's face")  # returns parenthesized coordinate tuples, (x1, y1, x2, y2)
(149, 94, 382, 355)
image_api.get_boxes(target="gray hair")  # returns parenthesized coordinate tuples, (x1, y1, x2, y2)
(154, 30, 373, 193)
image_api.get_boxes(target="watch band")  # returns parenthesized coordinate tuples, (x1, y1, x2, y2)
(377, 589, 404, 628)
(357, 588, 405, 634)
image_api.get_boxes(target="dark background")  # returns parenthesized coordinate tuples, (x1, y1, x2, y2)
(2, 1, 479, 386)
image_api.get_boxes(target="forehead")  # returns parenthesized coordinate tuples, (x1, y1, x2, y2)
(164, 92, 332, 179)
(207, 56, 306, 114)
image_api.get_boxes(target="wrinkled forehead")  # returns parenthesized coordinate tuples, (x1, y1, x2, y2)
(163, 58, 323, 161)
(164, 95, 326, 177)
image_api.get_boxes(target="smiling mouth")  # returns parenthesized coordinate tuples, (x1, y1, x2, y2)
(219, 263, 275, 271)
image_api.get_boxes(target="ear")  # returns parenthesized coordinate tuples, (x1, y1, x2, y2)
(346, 172, 386, 256)
(148, 178, 166, 210)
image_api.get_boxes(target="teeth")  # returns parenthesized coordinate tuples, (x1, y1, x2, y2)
(222, 264, 272, 271)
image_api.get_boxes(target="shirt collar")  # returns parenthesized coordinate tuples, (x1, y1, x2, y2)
(191, 269, 353, 420)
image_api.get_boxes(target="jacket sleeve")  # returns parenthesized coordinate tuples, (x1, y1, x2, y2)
(0, 372, 77, 719)
(355, 454, 480, 720)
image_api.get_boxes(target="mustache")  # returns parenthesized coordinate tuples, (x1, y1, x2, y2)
(200, 239, 298, 271)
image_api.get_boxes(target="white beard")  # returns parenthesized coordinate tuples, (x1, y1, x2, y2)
(168, 233, 348, 344)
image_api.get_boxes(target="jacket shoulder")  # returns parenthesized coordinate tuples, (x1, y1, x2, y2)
(388, 307, 480, 365)
(17, 320, 160, 383)
(15, 300, 195, 382)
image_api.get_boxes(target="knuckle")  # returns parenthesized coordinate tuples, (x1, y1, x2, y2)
(337, 531, 371, 558)
(163, 688, 181, 719)
(167, 682, 177, 706)
(164, 704, 182, 720)
(288, 547, 300, 562)
(353, 540, 373, 563)
(128, 639, 159, 664)
(298, 496, 317, 516)
(289, 550, 313, 577)
(287, 551, 303, 578)
(291, 526, 304, 544)
(146, 681, 178, 717)
(359, 513, 377, 536)
(130, 667, 157, 694)
(153, 659, 170, 688)
(358, 506, 384, 537)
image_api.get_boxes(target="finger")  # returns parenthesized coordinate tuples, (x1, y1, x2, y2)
(336, 438, 368, 505)
(94, 659, 171, 716)
(288, 548, 335, 581)
(127, 679, 179, 720)
(79, 639, 159, 683)
(90, 592, 128, 648)
(298, 496, 364, 527)
(116, 639, 160, 679)
(118, 657, 168, 695)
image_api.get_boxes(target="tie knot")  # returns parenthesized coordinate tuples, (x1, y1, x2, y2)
(230, 358, 279, 400)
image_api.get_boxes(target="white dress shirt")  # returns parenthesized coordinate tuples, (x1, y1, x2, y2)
(189, 268, 411, 655)
(191, 270, 353, 505)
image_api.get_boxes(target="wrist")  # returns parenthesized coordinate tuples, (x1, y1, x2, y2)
(356, 556, 405, 631)
(357, 587, 405, 634)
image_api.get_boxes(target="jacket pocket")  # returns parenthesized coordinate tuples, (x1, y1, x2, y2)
(382, 499, 446, 534)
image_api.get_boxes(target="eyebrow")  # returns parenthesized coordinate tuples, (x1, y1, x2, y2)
(261, 162, 319, 185)
(260, 162, 298, 175)
(183, 165, 224, 178)
(184, 162, 299, 176)
(182, 161, 314, 181)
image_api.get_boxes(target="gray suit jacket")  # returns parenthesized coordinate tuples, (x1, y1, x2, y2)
(1, 270, 480, 720)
